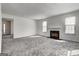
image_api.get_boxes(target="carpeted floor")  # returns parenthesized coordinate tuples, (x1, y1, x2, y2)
(1, 35, 79, 56)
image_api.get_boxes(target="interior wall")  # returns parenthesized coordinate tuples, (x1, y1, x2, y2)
(14, 16, 36, 38)
(0, 3, 2, 53)
(36, 10, 79, 42)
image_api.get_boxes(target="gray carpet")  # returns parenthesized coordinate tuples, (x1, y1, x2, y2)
(2, 35, 79, 56)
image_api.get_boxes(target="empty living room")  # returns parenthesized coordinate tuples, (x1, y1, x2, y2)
(0, 2, 79, 57)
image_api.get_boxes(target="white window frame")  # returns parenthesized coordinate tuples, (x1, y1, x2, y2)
(42, 21, 47, 32)
(65, 16, 76, 34)
(3, 24, 6, 34)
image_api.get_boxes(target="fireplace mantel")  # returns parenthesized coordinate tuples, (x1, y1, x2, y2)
(48, 26, 61, 29)
(48, 27, 60, 29)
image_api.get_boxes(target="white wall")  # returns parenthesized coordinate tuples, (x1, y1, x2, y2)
(14, 16, 36, 38)
(36, 10, 79, 42)
(0, 3, 2, 53)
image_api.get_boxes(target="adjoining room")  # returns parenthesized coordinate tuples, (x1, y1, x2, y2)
(2, 18, 13, 39)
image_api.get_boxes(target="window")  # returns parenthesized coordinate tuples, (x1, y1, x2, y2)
(3, 24, 6, 34)
(65, 16, 76, 34)
(42, 21, 47, 32)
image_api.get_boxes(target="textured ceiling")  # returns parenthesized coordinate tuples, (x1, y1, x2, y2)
(2, 3, 79, 20)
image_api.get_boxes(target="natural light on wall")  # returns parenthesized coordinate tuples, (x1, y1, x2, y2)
(42, 21, 47, 32)
(65, 16, 76, 34)
(3, 24, 6, 34)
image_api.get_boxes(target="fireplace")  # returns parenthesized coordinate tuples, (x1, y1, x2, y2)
(50, 31, 59, 39)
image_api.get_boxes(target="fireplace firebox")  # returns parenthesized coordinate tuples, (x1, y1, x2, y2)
(50, 31, 59, 39)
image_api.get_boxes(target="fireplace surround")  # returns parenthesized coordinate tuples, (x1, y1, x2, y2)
(50, 31, 59, 39)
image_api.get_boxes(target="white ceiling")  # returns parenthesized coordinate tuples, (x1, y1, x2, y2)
(2, 3, 79, 20)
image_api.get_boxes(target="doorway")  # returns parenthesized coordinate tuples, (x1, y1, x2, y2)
(2, 18, 13, 39)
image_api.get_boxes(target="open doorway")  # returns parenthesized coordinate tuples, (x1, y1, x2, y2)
(2, 18, 13, 39)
